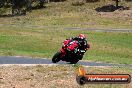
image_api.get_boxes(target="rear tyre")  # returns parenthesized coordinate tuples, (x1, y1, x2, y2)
(52, 52, 61, 63)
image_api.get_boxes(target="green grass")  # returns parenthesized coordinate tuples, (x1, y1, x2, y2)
(0, 27, 132, 64)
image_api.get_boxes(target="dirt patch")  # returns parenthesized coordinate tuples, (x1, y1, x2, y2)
(98, 10, 132, 18)
(0, 65, 79, 88)
(0, 65, 132, 88)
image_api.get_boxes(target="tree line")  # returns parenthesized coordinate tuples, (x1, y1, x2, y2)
(0, 0, 46, 15)
(0, 0, 131, 16)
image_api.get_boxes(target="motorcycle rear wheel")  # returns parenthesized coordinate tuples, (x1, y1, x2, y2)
(52, 52, 61, 63)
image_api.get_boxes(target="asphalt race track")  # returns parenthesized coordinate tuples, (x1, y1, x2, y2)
(0, 56, 132, 68)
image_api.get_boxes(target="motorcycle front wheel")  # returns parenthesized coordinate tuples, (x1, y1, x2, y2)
(70, 59, 79, 64)
(52, 52, 61, 63)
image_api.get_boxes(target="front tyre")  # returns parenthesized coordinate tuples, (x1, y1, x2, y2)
(70, 59, 79, 64)
(52, 52, 61, 63)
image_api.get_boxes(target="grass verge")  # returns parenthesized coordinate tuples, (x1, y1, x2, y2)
(0, 27, 132, 64)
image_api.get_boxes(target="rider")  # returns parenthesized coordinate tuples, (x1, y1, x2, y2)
(72, 34, 90, 51)
(62, 34, 90, 60)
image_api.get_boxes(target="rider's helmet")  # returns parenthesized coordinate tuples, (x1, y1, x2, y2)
(78, 34, 87, 45)
(78, 34, 86, 40)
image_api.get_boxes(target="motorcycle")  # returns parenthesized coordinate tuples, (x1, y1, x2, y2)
(52, 40, 86, 64)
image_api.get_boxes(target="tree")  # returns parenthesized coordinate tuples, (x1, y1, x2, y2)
(115, 0, 119, 7)
(0, 0, 6, 8)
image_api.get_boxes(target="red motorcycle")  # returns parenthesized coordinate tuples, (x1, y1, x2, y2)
(52, 40, 86, 64)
